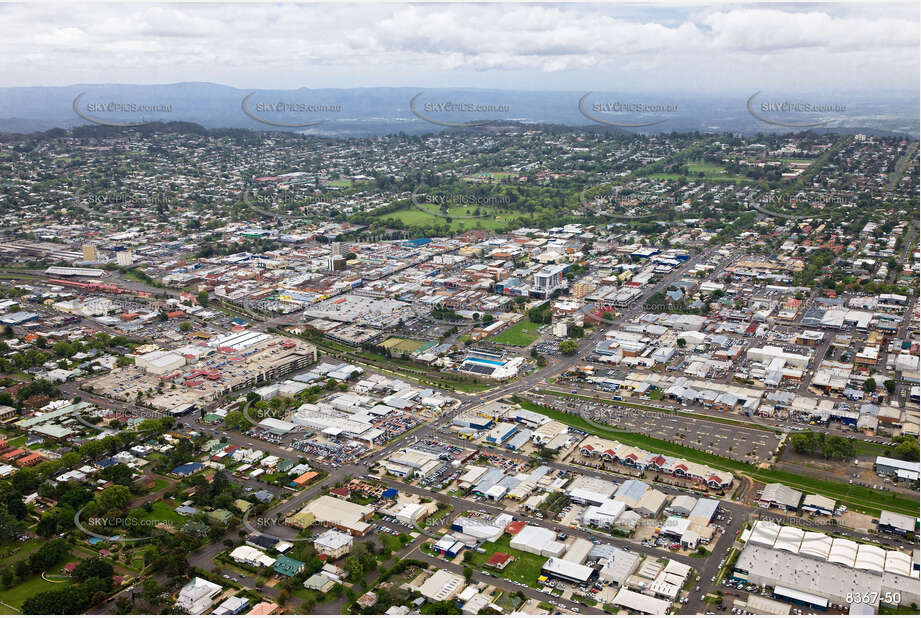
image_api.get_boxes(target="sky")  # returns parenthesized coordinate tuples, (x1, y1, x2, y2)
(0, 1, 918, 96)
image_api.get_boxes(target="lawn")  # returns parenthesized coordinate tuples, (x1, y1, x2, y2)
(149, 478, 170, 492)
(144, 500, 189, 526)
(646, 160, 749, 183)
(372, 205, 518, 232)
(491, 318, 542, 347)
(421, 505, 453, 529)
(463, 534, 546, 587)
(0, 554, 75, 611)
(515, 398, 918, 517)
(381, 337, 426, 355)
(0, 538, 42, 566)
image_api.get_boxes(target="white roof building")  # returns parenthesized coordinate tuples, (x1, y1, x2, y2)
(177, 577, 222, 615)
(417, 569, 465, 601)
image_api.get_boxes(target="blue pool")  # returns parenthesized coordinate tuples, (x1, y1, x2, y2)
(465, 357, 505, 366)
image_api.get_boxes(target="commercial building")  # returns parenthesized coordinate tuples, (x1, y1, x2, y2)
(135, 350, 186, 376)
(531, 264, 567, 299)
(758, 483, 802, 511)
(540, 557, 595, 584)
(510, 525, 565, 557)
(416, 569, 465, 601)
(610, 588, 671, 615)
(735, 520, 919, 609)
(877, 510, 918, 536)
(801, 494, 836, 517)
(874, 456, 920, 482)
(294, 495, 373, 535)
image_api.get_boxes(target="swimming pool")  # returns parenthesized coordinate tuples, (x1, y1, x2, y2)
(464, 356, 505, 366)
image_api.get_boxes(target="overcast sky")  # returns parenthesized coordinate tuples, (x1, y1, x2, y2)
(1, 1, 917, 96)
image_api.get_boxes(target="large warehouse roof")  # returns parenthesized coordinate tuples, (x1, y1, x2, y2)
(774, 526, 805, 553)
(798, 532, 832, 561)
(884, 551, 912, 576)
(542, 557, 594, 583)
(760, 483, 802, 508)
(854, 544, 886, 574)
(827, 538, 859, 566)
(749, 520, 781, 547)
(611, 588, 671, 615)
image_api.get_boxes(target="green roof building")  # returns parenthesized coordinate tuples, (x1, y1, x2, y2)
(273, 555, 305, 577)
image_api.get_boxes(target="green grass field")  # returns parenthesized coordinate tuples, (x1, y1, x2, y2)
(0, 554, 75, 612)
(491, 318, 542, 346)
(646, 159, 749, 183)
(464, 535, 545, 587)
(381, 337, 425, 355)
(0, 539, 42, 566)
(145, 500, 189, 526)
(373, 205, 519, 231)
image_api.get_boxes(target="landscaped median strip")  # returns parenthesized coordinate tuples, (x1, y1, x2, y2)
(513, 397, 917, 517)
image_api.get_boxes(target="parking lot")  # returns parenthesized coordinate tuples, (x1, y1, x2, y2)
(546, 395, 781, 464)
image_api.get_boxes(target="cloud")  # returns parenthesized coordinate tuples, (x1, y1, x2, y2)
(0, 2, 915, 93)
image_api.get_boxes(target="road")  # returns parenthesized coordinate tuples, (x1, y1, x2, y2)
(24, 241, 909, 614)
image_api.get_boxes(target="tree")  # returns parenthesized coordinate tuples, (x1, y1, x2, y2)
(559, 339, 579, 355)
(676, 338, 687, 348)
(179, 321, 193, 333)
(224, 409, 253, 431)
(463, 566, 473, 579)
(73, 558, 114, 583)
(95, 484, 132, 512)
(421, 600, 461, 614)
(884, 379, 896, 393)
(863, 378, 876, 393)
(893, 438, 920, 462)
(196, 291, 209, 306)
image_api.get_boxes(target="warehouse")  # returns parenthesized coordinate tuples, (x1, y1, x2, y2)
(669, 495, 697, 517)
(874, 456, 920, 480)
(298, 495, 373, 535)
(582, 500, 627, 529)
(758, 483, 802, 511)
(566, 475, 617, 505)
(450, 516, 506, 542)
(801, 494, 836, 517)
(597, 547, 642, 586)
(610, 589, 671, 615)
(485, 422, 518, 445)
(417, 569, 465, 602)
(433, 534, 465, 559)
(540, 557, 595, 584)
(746, 346, 810, 369)
(561, 537, 593, 565)
(612, 479, 648, 508)
(877, 510, 918, 536)
(510, 525, 565, 557)
(735, 521, 920, 609)
(688, 498, 719, 526)
(633, 488, 668, 518)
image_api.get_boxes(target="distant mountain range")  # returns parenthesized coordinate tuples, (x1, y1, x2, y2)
(0, 82, 916, 138)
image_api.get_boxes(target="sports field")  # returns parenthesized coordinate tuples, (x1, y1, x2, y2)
(490, 318, 542, 346)
(373, 204, 519, 231)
